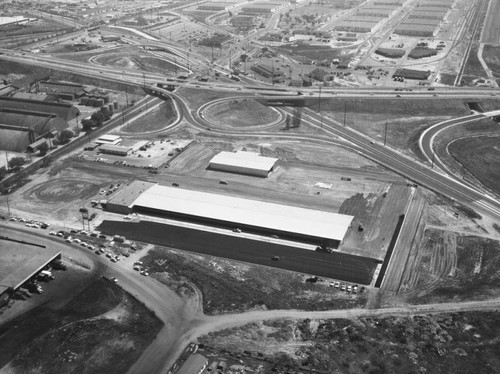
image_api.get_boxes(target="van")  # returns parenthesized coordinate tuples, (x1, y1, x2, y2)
(219, 180, 228, 185)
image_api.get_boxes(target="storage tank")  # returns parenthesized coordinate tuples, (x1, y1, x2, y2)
(94, 99, 104, 107)
(113, 101, 118, 110)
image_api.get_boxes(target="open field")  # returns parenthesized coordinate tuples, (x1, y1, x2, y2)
(448, 136, 500, 196)
(199, 312, 500, 374)
(119, 100, 177, 133)
(481, 0, 500, 43)
(1, 278, 163, 374)
(402, 229, 500, 304)
(482, 44, 500, 79)
(94, 52, 178, 74)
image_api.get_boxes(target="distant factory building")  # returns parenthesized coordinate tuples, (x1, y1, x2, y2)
(198, 2, 233, 11)
(0, 96, 80, 122)
(394, 23, 439, 37)
(421, 0, 455, 7)
(0, 109, 68, 152)
(393, 68, 431, 80)
(355, 7, 397, 18)
(399, 17, 441, 26)
(373, 0, 402, 5)
(335, 20, 379, 33)
(100, 35, 121, 42)
(409, 9, 448, 20)
(38, 80, 86, 99)
(241, 2, 289, 14)
(251, 63, 284, 78)
(208, 150, 278, 177)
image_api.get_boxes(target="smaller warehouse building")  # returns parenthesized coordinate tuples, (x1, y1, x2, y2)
(99, 144, 131, 156)
(95, 134, 121, 145)
(208, 150, 278, 177)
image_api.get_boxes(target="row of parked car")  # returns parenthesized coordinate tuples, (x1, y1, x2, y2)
(329, 282, 365, 294)
(10, 216, 50, 229)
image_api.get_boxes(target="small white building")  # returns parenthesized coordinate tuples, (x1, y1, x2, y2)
(95, 134, 121, 145)
(208, 151, 278, 177)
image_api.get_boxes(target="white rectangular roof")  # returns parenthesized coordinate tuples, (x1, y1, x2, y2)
(209, 151, 278, 172)
(132, 185, 354, 241)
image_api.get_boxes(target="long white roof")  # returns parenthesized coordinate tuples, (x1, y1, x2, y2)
(209, 151, 278, 172)
(132, 185, 353, 241)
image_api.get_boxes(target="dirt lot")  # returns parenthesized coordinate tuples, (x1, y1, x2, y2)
(137, 246, 368, 315)
(198, 311, 500, 374)
(448, 135, 500, 196)
(0, 278, 162, 374)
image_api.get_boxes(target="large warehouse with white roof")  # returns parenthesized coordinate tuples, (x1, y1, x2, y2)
(108, 182, 354, 247)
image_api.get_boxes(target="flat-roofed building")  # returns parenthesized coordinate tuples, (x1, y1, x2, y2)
(130, 184, 354, 247)
(399, 17, 441, 26)
(99, 144, 131, 156)
(421, 0, 454, 7)
(335, 20, 379, 33)
(38, 80, 86, 98)
(95, 134, 121, 145)
(241, 2, 289, 14)
(209, 150, 278, 177)
(0, 240, 61, 305)
(105, 180, 157, 214)
(409, 9, 448, 20)
(355, 7, 396, 17)
(395, 23, 439, 36)
(374, 0, 402, 4)
(198, 2, 232, 11)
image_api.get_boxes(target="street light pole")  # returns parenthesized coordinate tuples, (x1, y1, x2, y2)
(318, 84, 323, 129)
(384, 121, 388, 146)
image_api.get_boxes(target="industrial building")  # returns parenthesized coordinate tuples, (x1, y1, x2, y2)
(231, 15, 254, 28)
(105, 180, 156, 214)
(0, 109, 67, 152)
(394, 23, 439, 37)
(99, 144, 131, 156)
(241, 2, 289, 14)
(251, 64, 284, 78)
(124, 184, 354, 247)
(335, 20, 379, 33)
(197, 2, 233, 11)
(38, 80, 86, 99)
(409, 9, 448, 20)
(0, 239, 61, 306)
(0, 96, 80, 122)
(355, 7, 397, 18)
(208, 151, 278, 177)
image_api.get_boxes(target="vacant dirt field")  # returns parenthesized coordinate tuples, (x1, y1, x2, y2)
(199, 312, 500, 374)
(448, 135, 500, 196)
(118, 100, 177, 133)
(137, 246, 368, 315)
(1, 278, 162, 374)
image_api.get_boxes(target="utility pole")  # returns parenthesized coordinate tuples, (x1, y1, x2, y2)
(384, 121, 387, 146)
(343, 101, 347, 127)
(318, 84, 323, 129)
